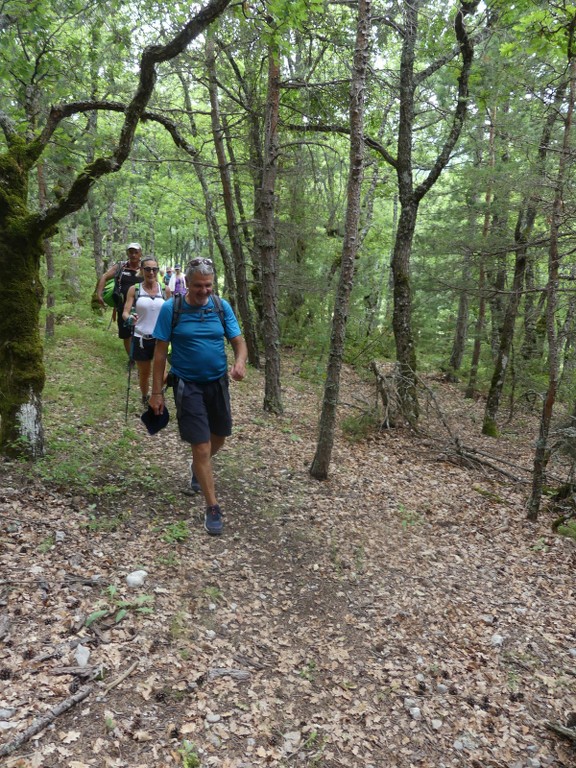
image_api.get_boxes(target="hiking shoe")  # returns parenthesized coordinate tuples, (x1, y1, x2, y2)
(204, 505, 223, 536)
(189, 461, 201, 493)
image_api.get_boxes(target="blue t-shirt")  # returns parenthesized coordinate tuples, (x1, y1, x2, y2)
(153, 295, 241, 382)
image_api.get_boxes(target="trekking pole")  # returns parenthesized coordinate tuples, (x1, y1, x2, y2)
(124, 330, 135, 425)
(124, 356, 132, 425)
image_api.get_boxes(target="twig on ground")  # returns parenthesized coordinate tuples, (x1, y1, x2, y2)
(0, 685, 93, 758)
(100, 659, 139, 697)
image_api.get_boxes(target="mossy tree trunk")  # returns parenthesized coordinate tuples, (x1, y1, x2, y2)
(0, 172, 46, 456)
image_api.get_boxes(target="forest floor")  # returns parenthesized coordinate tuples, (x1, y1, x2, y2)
(1, 351, 575, 768)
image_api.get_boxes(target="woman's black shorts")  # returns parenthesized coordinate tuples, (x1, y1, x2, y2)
(131, 336, 156, 361)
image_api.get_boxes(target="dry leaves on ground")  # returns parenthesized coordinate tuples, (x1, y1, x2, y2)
(0, 359, 575, 768)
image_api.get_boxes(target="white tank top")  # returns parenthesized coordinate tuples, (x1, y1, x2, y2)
(134, 283, 165, 337)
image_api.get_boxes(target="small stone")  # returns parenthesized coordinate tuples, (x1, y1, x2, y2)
(126, 570, 147, 588)
(453, 740, 464, 751)
(527, 759, 541, 768)
(431, 719, 442, 730)
(491, 633, 504, 647)
(409, 707, 422, 720)
(568, 648, 576, 657)
(404, 697, 417, 710)
(55, 530, 66, 542)
(436, 683, 448, 694)
(205, 630, 216, 640)
(415, 673, 425, 682)
(208, 603, 217, 611)
(481, 614, 495, 624)
(515, 606, 527, 615)
(0, 709, 16, 719)
(282, 730, 302, 753)
(205, 713, 221, 723)
(74, 644, 90, 668)
(0, 722, 15, 731)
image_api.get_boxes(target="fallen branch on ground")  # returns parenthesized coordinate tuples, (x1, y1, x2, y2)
(0, 684, 93, 758)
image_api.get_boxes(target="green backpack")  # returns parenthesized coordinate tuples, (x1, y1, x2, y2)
(102, 262, 126, 310)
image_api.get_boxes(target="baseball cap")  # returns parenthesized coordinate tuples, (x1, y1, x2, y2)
(140, 404, 169, 435)
(126, 242, 142, 251)
(174, 264, 181, 270)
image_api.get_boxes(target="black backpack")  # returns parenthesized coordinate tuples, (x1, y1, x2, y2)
(170, 293, 226, 335)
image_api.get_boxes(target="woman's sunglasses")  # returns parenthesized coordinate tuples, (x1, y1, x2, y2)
(143, 266, 159, 273)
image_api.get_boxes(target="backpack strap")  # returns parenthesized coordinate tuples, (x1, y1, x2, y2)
(171, 293, 183, 338)
(211, 294, 226, 333)
(170, 293, 227, 338)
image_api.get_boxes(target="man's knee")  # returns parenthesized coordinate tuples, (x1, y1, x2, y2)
(211, 434, 226, 455)
(192, 442, 212, 463)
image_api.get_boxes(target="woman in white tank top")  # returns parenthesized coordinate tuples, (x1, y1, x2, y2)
(122, 258, 171, 405)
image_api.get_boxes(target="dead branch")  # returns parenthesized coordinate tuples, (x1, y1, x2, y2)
(0, 685, 93, 758)
(545, 720, 576, 743)
(99, 659, 139, 697)
(206, 667, 251, 682)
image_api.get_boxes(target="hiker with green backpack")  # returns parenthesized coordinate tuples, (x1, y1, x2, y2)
(149, 257, 247, 536)
(96, 242, 143, 357)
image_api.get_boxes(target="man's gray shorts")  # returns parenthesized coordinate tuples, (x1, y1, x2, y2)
(173, 375, 232, 444)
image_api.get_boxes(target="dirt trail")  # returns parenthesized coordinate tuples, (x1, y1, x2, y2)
(1, 363, 574, 767)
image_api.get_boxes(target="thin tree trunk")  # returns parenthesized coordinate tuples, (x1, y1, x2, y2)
(482, 83, 563, 435)
(310, 0, 371, 480)
(465, 262, 486, 398)
(528, 41, 576, 520)
(256, 42, 283, 414)
(205, 37, 260, 368)
(388, 1, 475, 425)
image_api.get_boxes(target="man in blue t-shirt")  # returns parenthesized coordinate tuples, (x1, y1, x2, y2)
(149, 258, 247, 536)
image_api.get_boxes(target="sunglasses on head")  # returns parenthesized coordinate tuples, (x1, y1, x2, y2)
(143, 266, 159, 273)
(187, 258, 214, 268)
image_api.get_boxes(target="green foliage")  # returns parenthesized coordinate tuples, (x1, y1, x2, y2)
(557, 520, 576, 541)
(161, 521, 190, 543)
(86, 592, 154, 627)
(178, 740, 201, 768)
(341, 409, 380, 442)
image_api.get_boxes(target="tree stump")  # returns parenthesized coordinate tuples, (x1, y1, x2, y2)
(370, 360, 400, 429)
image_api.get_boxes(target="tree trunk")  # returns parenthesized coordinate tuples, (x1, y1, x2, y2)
(388, 1, 475, 425)
(391, 203, 419, 424)
(465, 262, 486, 398)
(482, 81, 563, 435)
(482, 246, 527, 436)
(205, 37, 260, 368)
(0, 229, 46, 457)
(528, 41, 576, 520)
(310, 0, 371, 480)
(521, 256, 538, 359)
(256, 42, 283, 415)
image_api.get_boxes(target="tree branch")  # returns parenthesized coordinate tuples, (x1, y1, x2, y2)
(29, 0, 232, 236)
